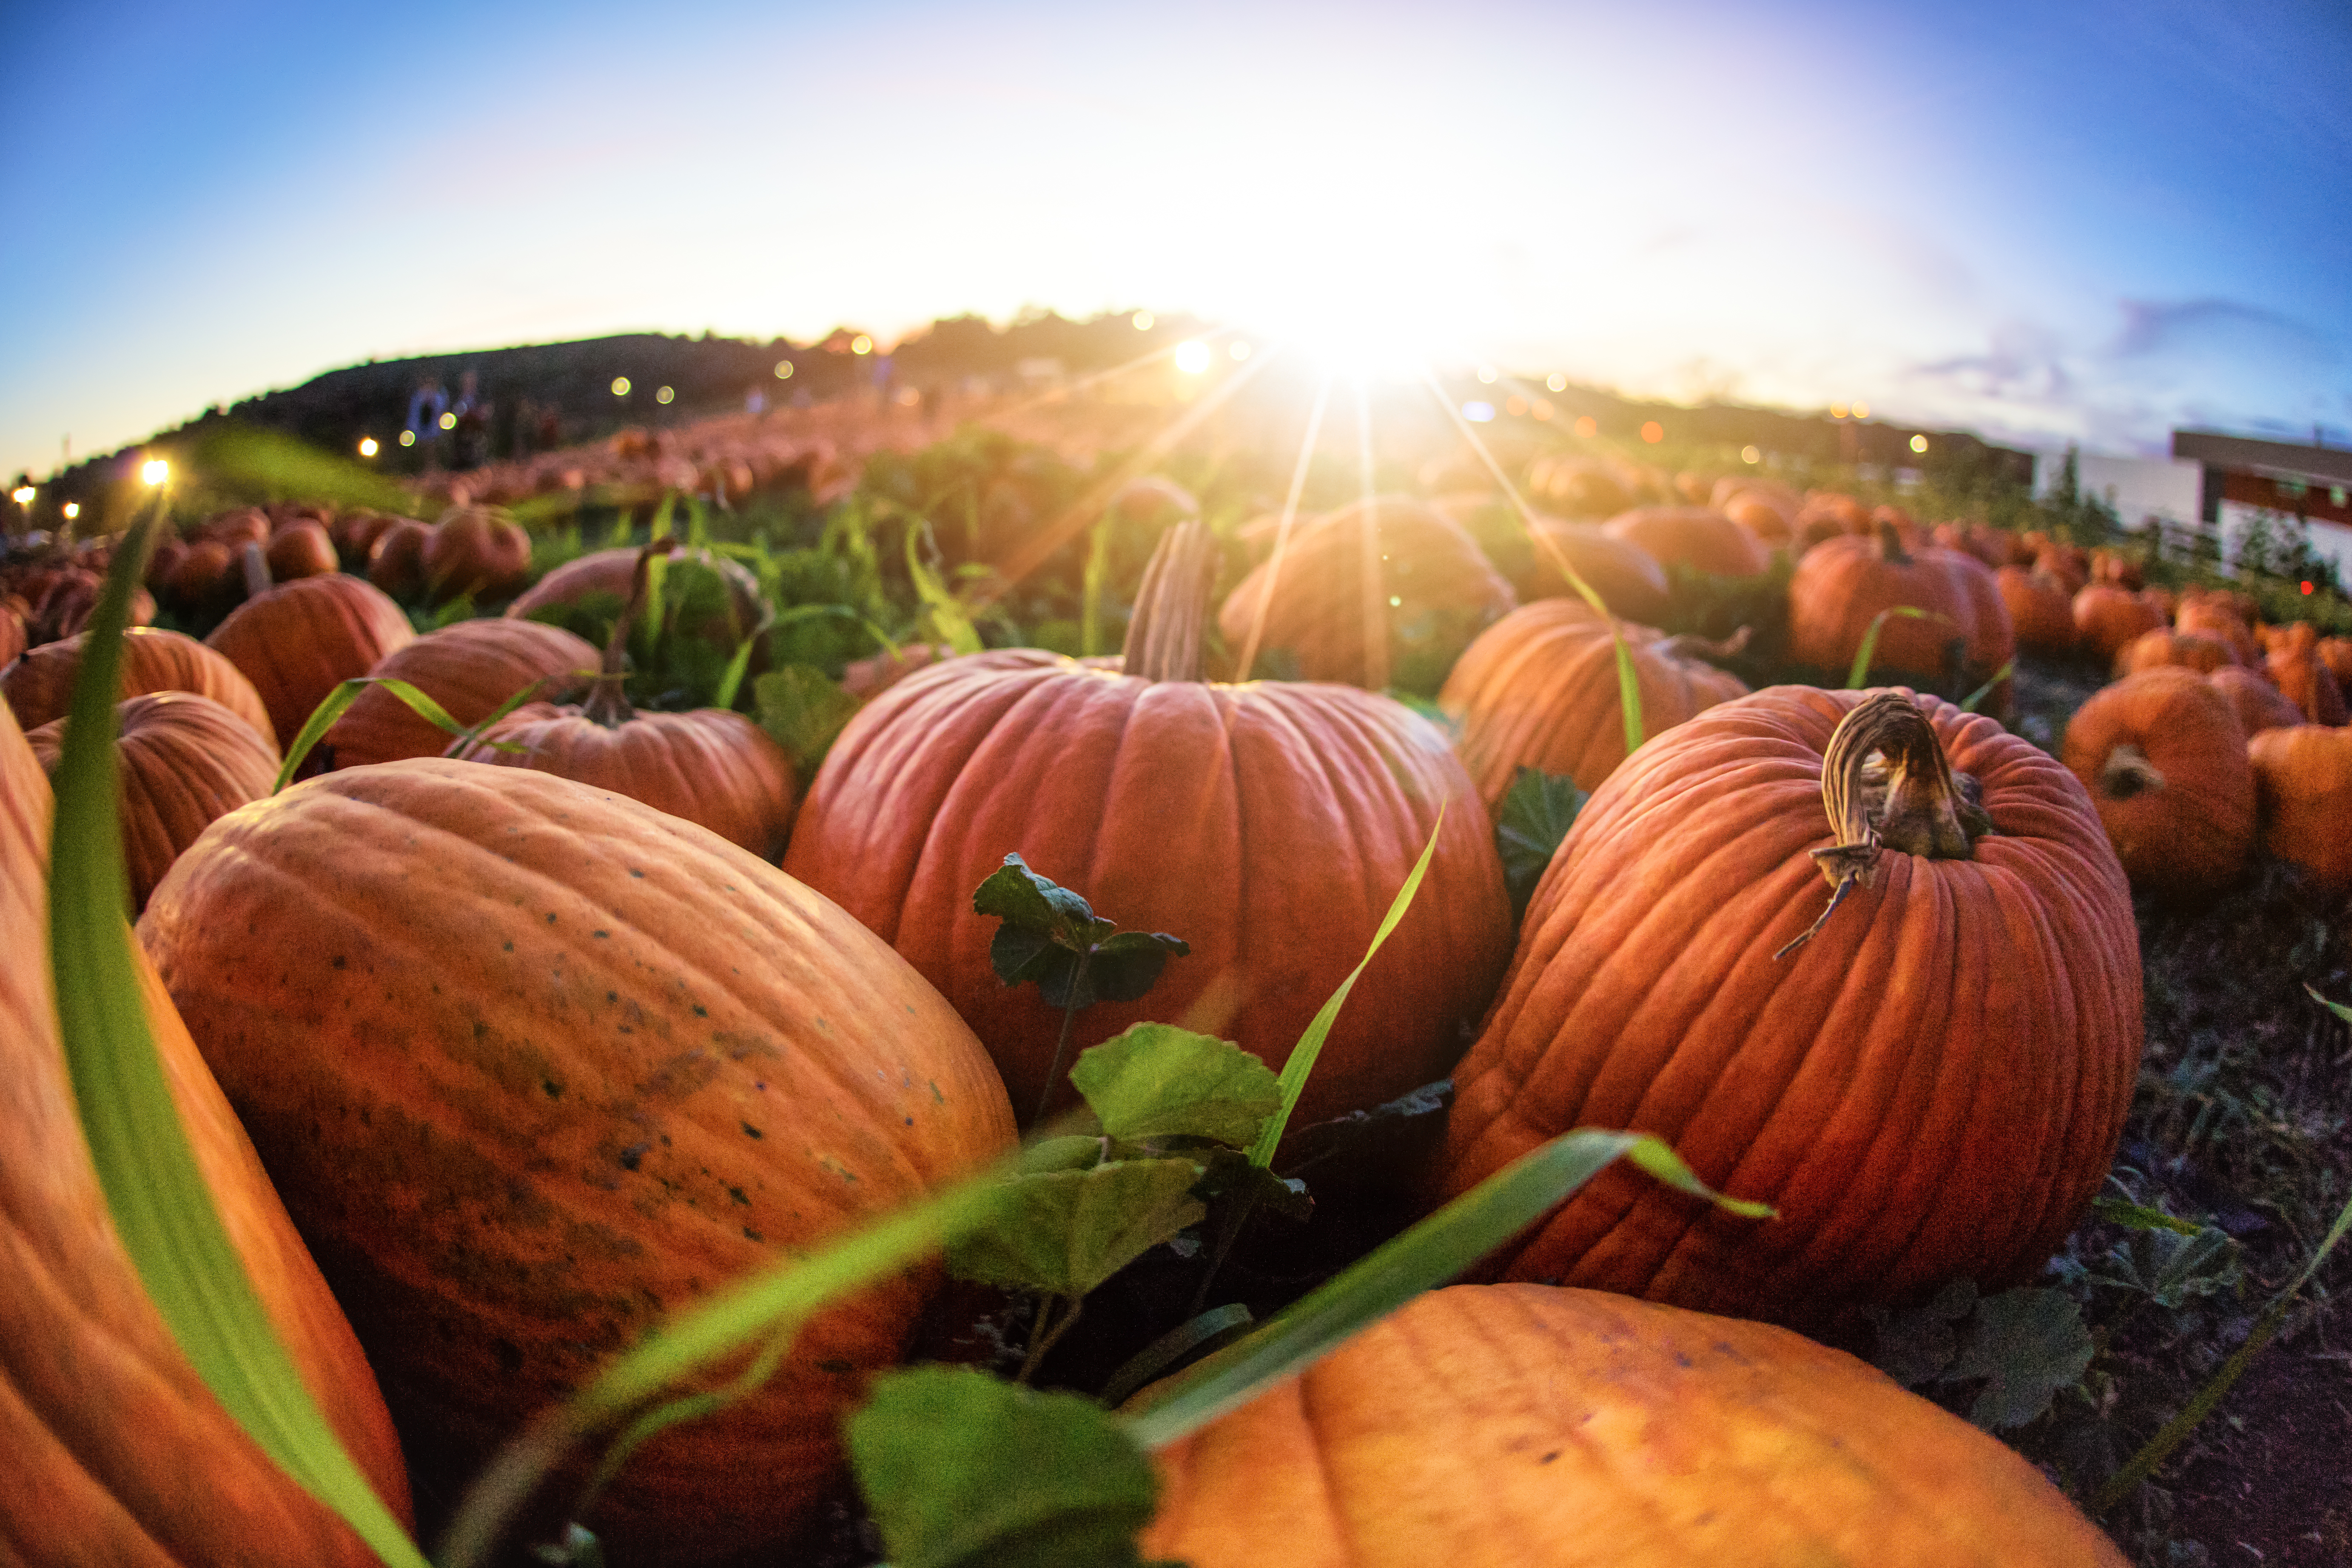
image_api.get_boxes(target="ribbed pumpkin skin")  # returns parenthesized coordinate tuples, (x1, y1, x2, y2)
(27, 692, 281, 915)
(2059, 669, 2254, 904)
(783, 650, 1513, 1130)
(321, 617, 596, 769)
(0, 694, 412, 1565)
(1141, 1284, 2127, 1568)
(2249, 726, 2352, 893)
(1216, 497, 1517, 688)
(459, 702, 797, 860)
(205, 574, 416, 748)
(1600, 505, 1769, 578)
(4, 625, 274, 742)
(2115, 627, 2235, 677)
(138, 761, 1015, 1562)
(1518, 521, 1670, 620)
(1438, 600, 1748, 810)
(1995, 566, 2077, 654)
(2208, 665, 2306, 739)
(1435, 686, 2140, 1327)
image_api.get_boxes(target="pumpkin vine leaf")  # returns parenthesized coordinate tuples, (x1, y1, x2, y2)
(752, 664, 861, 778)
(1068, 1022, 1281, 1148)
(1865, 1281, 2094, 1431)
(944, 1157, 1207, 1302)
(848, 1366, 1177, 1568)
(1495, 766, 1586, 919)
(975, 855, 1190, 1010)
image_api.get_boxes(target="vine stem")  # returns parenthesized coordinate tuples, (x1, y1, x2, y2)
(1018, 1295, 1083, 1384)
(1031, 948, 1093, 1129)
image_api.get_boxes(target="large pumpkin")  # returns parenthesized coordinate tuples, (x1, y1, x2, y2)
(0, 676, 412, 1563)
(26, 691, 281, 915)
(1600, 504, 1769, 578)
(1140, 1283, 2127, 1568)
(1995, 565, 2076, 655)
(3, 624, 274, 743)
(1435, 689, 2141, 1327)
(2207, 664, 2305, 739)
(1438, 598, 1748, 810)
(205, 567, 416, 748)
(320, 616, 596, 770)
(1217, 495, 1517, 689)
(2059, 668, 2254, 904)
(1516, 519, 1670, 621)
(138, 760, 1016, 1562)
(789, 522, 1513, 1130)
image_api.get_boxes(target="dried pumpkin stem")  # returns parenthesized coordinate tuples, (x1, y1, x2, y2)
(2097, 743, 2165, 800)
(1874, 518, 1912, 566)
(239, 540, 272, 600)
(1121, 520, 1215, 684)
(583, 543, 663, 727)
(1657, 625, 1753, 663)
(1776, 692, 1989, 959)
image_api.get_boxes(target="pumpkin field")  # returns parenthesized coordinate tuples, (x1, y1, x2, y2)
(3, 364, 2349, 1568)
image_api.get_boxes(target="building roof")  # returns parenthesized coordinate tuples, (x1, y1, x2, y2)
(2173, 429, 2352, 487)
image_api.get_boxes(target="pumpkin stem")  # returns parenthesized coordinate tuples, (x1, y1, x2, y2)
(239, 541, 272, 600)
(1776, 692, 1991, 959)
(1875, 518, 1912, 566)
(1657, 625, 1753, 663)
(1121, 521, 1215, 684)
(2097, 743, 2166, 800)
(582, 543, 661, 727)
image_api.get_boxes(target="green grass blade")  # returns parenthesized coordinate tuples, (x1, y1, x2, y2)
(51, 509, 427, 1567)
(1845, 605, 1936, 688)
(1122, 1130, 1769, 1447)
(906, 526, 983, 655)
(274, 676, 510, 790)
(1959, 659, 2014, 713)
(439, 1172, 1010, 1567)
(1080, 517, 1113, 657)
(1244, 814, 1443, 1169)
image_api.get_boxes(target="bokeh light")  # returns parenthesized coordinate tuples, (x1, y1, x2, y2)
(399, 429, 416, 447)
(612, 376, 632, 396)
(61, 502, 79, 520)
(1173, 340, 1213, 374)
(1131, 311, 1154, 331)
(1910, 433, 1930, 453)
(656, 385, 675, 404)
(1573, 415, 1598, 438)
(438, 411, 457, 430)
(140, 459, 168, 486)
(1639, 421, 1664, 443)
(775, 360, 794, 378)
(851, 334, 874, 355)
(9, 485, 32, 506)
(358, 436, 379, 457)
(1742, 444, 1762, 463)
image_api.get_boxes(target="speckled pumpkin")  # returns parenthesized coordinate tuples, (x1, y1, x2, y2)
(4, 625, 274, 743)
(138, 761, 1014, 1563)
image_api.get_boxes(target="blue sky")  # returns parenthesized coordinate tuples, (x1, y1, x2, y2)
(4, 0, 2346, 481)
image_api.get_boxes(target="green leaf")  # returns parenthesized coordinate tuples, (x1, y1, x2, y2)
(1495, 766, 1586, 919)
(975, 854, 1102, 945)
(849, 1367, 1167, 1568)
(1086, 929, 1191, 1005)
(1070, 1024, 1282, 1148)
(2110, 1225, 2240, 1311)
(2306, 982, 2352, 1023)
(751, 665, 861, 779)
(1245, 813, 1444, 1168)
(974, 856, 1187, 1010)
(945, 1160, 1207, 1297)
(2090, 1196, 2209, 1237)
(50, 507, 430, 1567)
(1943, 1287, 2094, 1431)
(1959, 659, 2014, 713)
(1123, 1129, 1771, 1447)
(1845, 605, 1940, 688)
(908, 525, 984, 655)
(1863, 1278, 1976, 1389)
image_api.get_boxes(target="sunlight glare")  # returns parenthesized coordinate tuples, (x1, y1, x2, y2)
(1546, 373, 1567, 392)
(140, 459, 168, 486)
(62, 502, 79, 519)
(9, 485, 32, 506)
(1174, 340, 1213, 374)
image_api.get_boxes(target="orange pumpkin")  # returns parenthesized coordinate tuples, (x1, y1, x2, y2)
(789, 523, 1512, 1131)
(1438, 599, 1748, 809)
(1435, 688, 2140, 1327)
(421, 506, 532, 602)
(1600, 505, 1769, 578)
(2059, 669, 2254, 903)
(365, 519, 433, 598)
(2209, 665, 2306, 738)
(1995, 565, 2077, 654)
(1141, 1284, 2128, 1568)
(139, 760, 1015, 1562)
(2248, 725, 2352, 893)
(1787, 524, 2013, 709)
(2071, 585, 2167, 666)
(205, 568, 416, 749)
(2314, 635, 2352, 690)
(2264, 621, 2347, 725)
(1518, 519, 1670, 621)
(1216, 495, 1517, 689)
(263, 520, 338, 581)
(0, 677, 412, 1564)
(319, 617, 596, 770)
(2114, 627, 2235, 677)
(2175, 594, 2260, 665)
(27, 692, 280, 914)
(3, 625, 273, 743)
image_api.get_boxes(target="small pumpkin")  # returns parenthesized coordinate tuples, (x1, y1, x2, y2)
(1438, 598, 1748, 809)
(2263, 621, 2347, 725)
(1787, 522, 2013, 710)
(1141, 1283, 2127, 1568)
(365, 519, 433, 598)
(205, 555, 416, 749)
(2059, 668, 2254, 903)
(454, 547, 796, 859)
(422, 506, 532, 602)
(2209, 665, 2306, 738)
(3, 625, 274, 742)
(790, 522, 1513, 1131)
(320, 616, 597, 770)
(2174, 593, 2260, 665)
(1216, 495, 1517, 689)
(27, 692, 280, 914)
(1516, 519, 1671, 621)
(2114, 627, 2235, 677)
(2248, 725, 2352, 893)
(2071, 584, 2167, 666)
(1600, 505, 1769, 578)
(263, 520, 339, 581)
(1995, 565, 2077, 654)
(1435, 689, 2140, 1327)
(139, 760, 1016, 1562)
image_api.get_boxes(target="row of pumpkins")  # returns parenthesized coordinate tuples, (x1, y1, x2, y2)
(1, 480, 2201, 1565)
